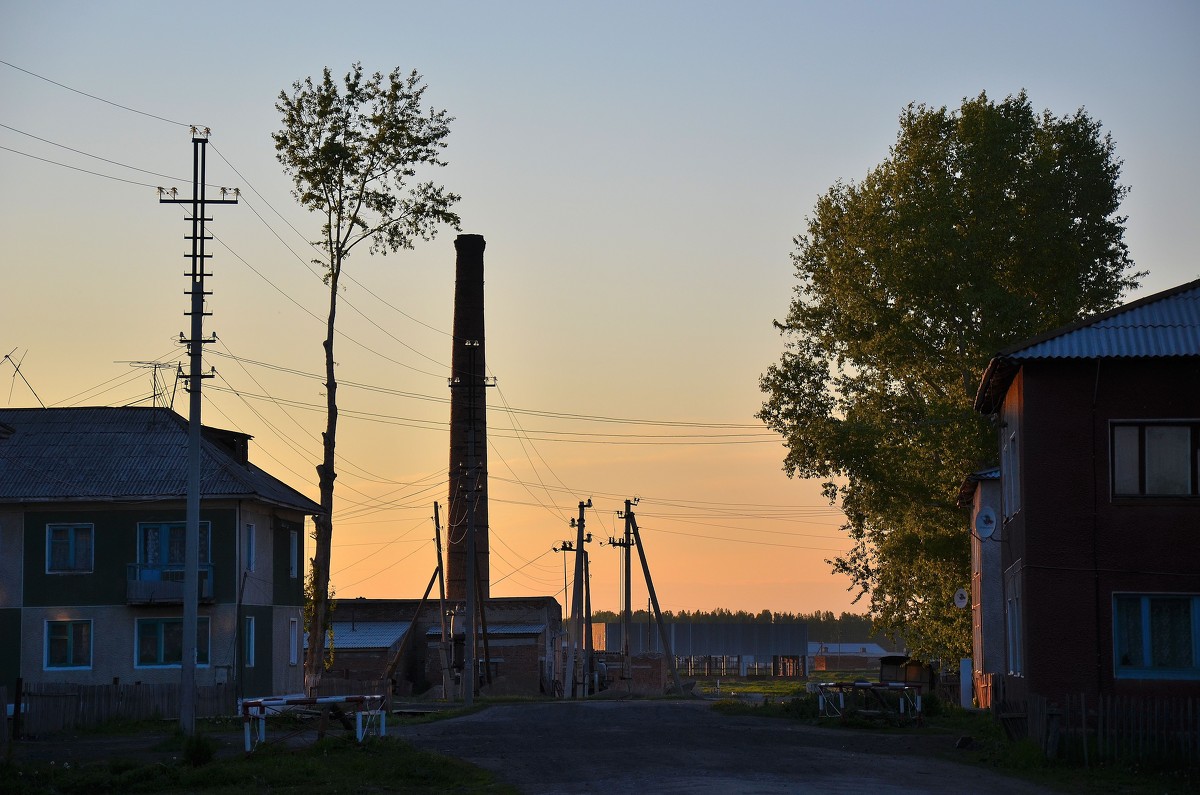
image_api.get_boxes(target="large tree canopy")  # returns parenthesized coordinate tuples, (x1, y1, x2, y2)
(759, 91, 1139, 661)
(274, 64, 460, 693)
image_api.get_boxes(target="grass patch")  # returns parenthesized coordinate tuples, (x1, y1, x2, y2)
(709, 688, 1198, 794)
(1, 735, 516, 794)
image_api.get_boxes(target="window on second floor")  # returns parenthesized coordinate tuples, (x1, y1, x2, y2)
(138, 522, 211, 567)
(1112, 422, 1200, 497)
(1000, 403, 1022, 520)
(245, 523, 256, 572)
(46, 524, 93, 573)
(289, 530, 299, 579)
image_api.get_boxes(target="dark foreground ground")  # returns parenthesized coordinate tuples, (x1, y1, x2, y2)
(391, 699, 1060, 794)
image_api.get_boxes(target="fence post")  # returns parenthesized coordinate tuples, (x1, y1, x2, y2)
(12, 678, 22, 741)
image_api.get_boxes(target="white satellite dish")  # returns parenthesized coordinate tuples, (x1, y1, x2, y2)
(954, 588, 969, 609)
(975, 506, 997, 539)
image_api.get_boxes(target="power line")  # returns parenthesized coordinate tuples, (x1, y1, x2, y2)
(0, 59, 192, 127)
(0, 143, 159, 188)
(0, 122, 188, 182)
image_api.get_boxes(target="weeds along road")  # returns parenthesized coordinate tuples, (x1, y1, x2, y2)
(392, 699, 1057, 795)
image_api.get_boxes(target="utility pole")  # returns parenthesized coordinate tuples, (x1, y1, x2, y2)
(552, 540, 573, 696)
(626, 503, 684, 696)
(432, 503, 452, 700)
(159, 128, 237, 735)
(610, 498, 637, 680)
(566, 499, 591, 698)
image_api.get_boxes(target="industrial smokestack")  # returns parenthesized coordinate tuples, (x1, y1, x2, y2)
(447, 234, 489, 601)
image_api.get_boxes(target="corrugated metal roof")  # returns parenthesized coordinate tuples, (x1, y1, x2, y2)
(328, 621, 410, 650)
(0, 406, 321, 512)
(975, 279, 1200, 413)
(426, 623, 547, 637)
(809, 642, 891, 656)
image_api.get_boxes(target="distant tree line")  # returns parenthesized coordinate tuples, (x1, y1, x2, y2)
(590, 609, 901, 649)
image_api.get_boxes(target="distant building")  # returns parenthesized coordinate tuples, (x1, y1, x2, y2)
(808, 642, 891, 672)
(316, 596, 562, 697)
(0, 406, 321, 699)
(597, 621, 809, 676)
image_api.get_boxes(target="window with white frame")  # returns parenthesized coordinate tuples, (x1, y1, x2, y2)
(288, 618, 299, 665)
(46, 620, 91, 669)
(1114, 594, 1200, 679)
(244, 615, 256, 668)
(135, 617, 210, 667)
(1004, 560, 1024, 676)
(245, 523, 256, 572)
(1112, 422, 1200, 497)
(138, 522, 211, 566)
(46, 524, 94, 573)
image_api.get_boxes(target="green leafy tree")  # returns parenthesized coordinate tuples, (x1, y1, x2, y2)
(275, 64, 460, 694)
(759, 91, 1138, 662)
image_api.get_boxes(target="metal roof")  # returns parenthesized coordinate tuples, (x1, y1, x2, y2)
(426, 623, 547, 637)
(0, 406, 321, 513)
(327, 621, 411, 650)
(975, 279, 1200, 413)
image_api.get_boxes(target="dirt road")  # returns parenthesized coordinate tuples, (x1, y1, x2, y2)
(391, 699, 1057, 794)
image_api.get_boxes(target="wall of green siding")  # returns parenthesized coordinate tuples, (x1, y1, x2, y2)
(22, 508, 236, 606)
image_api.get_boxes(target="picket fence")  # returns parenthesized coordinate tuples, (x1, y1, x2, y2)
(1011, 693, 1199, 764)
(18, 681, 237, 736)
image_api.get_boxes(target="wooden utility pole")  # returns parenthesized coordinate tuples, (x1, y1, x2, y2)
(381, 568, 438, 711)
(433, 503, 452, 699)
(627, 505, 684, 695)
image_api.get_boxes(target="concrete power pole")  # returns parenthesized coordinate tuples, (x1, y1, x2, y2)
(159, 129, 237, 735)
(566, 499, 591, 698)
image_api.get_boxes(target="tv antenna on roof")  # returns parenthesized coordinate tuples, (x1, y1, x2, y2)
(118, 360, 180, 409)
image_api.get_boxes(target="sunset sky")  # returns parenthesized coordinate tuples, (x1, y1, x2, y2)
(3, 1, 1198, 618)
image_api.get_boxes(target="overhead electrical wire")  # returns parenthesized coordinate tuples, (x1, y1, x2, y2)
(7, 60, 851, 574)
(1, 59, 192, 127)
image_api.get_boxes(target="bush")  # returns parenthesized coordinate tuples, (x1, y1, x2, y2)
(182, 733, 217, 767)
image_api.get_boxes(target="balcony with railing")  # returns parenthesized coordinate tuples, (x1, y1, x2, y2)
(126, 563, 214, 604)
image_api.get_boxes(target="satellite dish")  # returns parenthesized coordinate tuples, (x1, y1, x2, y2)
(954, 588, 969, 609)
(975, 506, 997, 539)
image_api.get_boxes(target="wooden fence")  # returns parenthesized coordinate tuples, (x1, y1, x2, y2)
(19, 682, 237, 736)
(1011, 693, 1199, 764)
(313, 678, 386, 698)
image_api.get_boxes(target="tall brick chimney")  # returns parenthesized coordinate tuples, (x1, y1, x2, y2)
(446, 234, 489, 601)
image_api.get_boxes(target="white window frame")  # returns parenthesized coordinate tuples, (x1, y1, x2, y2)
(46, 523, 94, 574)
(244, 615, 256, 668)
(134, 616, 211, 668)
(289, 618, 299, 665)
(137, 521, 212, 566)
(1004, 560, 1023, 677)
(45, 619, 92, 669)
